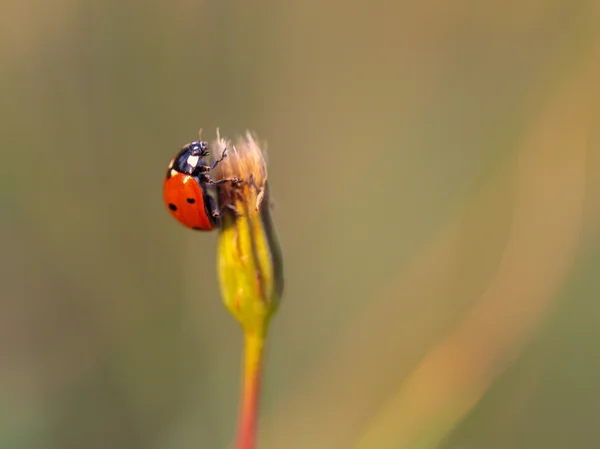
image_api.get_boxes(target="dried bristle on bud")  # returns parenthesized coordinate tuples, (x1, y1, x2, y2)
(211, 128, 268, 213)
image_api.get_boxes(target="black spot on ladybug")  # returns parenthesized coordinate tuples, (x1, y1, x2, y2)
(168, 203, 177, 211)
(186, 198, 196, 204)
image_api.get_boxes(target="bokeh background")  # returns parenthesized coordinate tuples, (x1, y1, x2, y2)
(2, 1, 600, 449)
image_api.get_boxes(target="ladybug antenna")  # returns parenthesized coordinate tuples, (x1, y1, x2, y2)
(196, 129, 210, 154)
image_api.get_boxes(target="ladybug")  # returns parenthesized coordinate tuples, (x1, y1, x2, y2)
(163, 139, 240, 231)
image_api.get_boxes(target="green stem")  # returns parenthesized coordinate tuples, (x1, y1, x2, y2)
(236, 331, 265, 449)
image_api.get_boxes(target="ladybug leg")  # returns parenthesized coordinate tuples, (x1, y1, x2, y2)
(211, 147, 229, 170)
(193, 165, 211, 176)
(206, 176, 244, 186)
(211, 203, 242, 219)
(247, 173, 266, 211)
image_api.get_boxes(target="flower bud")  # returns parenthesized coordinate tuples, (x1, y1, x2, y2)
(211, 129, 284, 335)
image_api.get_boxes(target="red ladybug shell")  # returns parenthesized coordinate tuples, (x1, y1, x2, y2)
(163, 171, 215, 231)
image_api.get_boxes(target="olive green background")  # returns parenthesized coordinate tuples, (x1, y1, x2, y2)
(2, 1, 600, 449)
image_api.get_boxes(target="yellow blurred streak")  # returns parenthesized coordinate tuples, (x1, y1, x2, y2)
(350, 43, 598, 449)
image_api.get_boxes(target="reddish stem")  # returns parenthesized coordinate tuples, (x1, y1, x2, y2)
(236, 333, 264, 449)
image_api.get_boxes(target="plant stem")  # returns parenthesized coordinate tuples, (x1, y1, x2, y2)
(236, 331, 265, 449)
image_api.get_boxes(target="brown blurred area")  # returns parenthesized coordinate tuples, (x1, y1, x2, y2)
(1, 1, 600, 448)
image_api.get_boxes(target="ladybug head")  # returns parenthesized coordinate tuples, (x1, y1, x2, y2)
(186, 140, 209, 156)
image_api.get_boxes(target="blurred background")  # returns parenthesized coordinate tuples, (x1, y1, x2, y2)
(2, 1, 600, 448)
